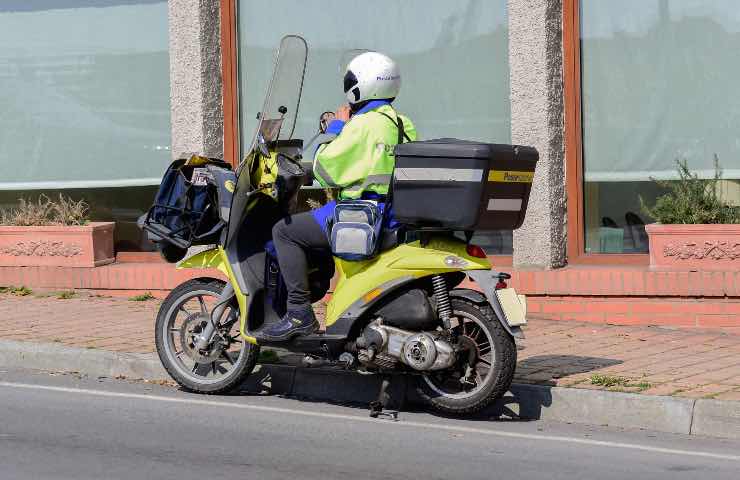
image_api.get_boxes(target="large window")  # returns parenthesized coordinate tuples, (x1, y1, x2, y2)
(236, 0, 512, 253)
(580, 0, 740, 254)
(0, 1, 171, 251)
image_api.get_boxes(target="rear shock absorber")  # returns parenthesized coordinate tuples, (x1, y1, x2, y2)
(432, 275, 452, 330)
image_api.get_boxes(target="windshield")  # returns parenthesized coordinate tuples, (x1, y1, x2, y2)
(247, 35, 307, 153)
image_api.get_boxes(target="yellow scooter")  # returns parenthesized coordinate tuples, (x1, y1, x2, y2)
(146, 36, 536, 416)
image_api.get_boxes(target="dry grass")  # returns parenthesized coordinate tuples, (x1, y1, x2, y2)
(0, 194, 89, 226)
(0, 196, 55, 226)
(52, 194, 89, 226)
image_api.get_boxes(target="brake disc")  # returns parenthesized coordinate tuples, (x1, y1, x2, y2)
(179, 314, 224, 363)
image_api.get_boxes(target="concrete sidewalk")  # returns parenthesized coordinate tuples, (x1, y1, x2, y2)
(2, 289, 739, 400)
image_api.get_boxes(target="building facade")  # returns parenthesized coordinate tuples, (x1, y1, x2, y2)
(2, 0, 739, 329)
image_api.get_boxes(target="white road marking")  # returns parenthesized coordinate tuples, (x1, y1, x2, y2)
(1, 380, 738, 462)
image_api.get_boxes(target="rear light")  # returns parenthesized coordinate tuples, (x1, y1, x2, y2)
(495, 281, 508, 290)
(466, 244, 487, 259)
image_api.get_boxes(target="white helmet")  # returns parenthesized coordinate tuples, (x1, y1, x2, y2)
(343, 52, 401, 105)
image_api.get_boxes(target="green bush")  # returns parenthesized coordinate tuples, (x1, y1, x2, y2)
(0, 285, 33, 296)
(640, 157, 740, 224)
(129, 292, 155, 302)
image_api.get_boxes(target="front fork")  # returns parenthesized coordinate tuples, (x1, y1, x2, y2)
(194, 283, 235, 351)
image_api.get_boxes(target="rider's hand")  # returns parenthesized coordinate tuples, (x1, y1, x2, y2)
(335, 104, 351, 122)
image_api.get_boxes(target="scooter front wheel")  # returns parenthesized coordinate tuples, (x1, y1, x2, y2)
(155, 279, 259, 394)
(416, 297, 516, 415)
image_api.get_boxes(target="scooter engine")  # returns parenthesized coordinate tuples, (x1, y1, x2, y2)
(356, 321, 456, 371)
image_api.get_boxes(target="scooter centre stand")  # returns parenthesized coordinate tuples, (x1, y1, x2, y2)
(369, 374, 404, 420)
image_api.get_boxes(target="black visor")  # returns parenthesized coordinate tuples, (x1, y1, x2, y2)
(343, 70, 359, 93)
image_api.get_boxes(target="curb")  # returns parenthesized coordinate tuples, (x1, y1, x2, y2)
(1, 340, 737, 439)
(0, 339, 167, 381)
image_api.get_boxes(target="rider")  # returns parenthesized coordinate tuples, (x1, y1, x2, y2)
(262, 51, 417, 341)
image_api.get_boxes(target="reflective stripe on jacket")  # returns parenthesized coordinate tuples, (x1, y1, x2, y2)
(313, 102, 417, 200)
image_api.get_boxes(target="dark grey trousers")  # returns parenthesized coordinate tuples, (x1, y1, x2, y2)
(271, 211, 330, 311)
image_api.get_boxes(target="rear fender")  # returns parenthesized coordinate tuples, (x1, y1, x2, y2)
(464, 270, 525, 339)
(449, 288, 488, 305)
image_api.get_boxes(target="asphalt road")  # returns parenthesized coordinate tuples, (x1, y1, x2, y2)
(1, 368, 739, 480)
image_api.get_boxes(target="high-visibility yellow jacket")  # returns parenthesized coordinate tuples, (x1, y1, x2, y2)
(313, 101, 417, 200)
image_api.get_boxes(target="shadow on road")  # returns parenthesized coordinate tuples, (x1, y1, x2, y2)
(211, 358, 620, 423)
(515, 354, 623, 386)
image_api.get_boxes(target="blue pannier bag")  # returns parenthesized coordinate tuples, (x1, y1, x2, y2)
(142, 157, 230, 251)
(329, 200, 384, 261)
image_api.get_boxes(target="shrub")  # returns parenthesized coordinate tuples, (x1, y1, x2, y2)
(129, 292, 155, 302)
(0, 285, 33, 296)
(0, 194, 90, 226)
(640, 157, 740, 224)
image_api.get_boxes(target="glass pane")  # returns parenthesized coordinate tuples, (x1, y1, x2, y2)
(0, 1, 170, 252)
(581, 0, 740, 253)
(0, 1, 171, 189)
(237, 0, 513, 253)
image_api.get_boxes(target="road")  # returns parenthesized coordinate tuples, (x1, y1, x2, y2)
(0, 368, 738, 480)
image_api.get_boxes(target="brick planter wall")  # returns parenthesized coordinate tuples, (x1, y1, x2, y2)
(466, 266, 740, 333)
(526, 296, 740, 332)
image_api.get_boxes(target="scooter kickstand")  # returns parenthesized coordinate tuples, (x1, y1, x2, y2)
(369, 375, 398, 421)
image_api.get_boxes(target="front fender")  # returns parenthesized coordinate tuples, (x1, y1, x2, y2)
(465, 270, 525, 339)
(176, 247, 258, 345)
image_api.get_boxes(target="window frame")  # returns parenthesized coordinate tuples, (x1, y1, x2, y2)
(221, 0, 240, 167)
(563, 0, 649, 266)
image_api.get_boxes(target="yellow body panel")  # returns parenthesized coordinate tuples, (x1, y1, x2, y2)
(177, 237, 494, 342)
(325, 236, 491, 326)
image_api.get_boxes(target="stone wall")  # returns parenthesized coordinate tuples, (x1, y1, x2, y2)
(508, 0, 567, 269)
(168, 0, 224, 160)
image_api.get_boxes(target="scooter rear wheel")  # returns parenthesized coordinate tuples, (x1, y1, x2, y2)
(155, 279, 259, 394)
(416, 297, 516, 415)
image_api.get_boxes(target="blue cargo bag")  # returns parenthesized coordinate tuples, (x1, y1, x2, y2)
(142, 158, 228, 250)
(329, 200, 384, 261)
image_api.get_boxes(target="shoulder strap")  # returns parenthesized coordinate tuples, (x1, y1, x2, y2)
(376, 110, 411, 144)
